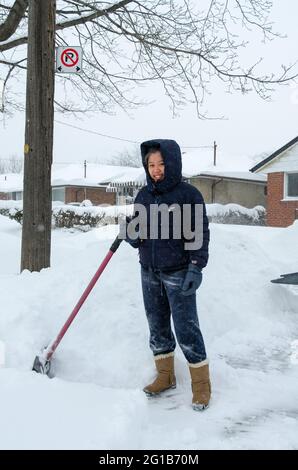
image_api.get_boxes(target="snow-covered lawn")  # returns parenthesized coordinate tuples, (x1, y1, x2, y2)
(0, 215, 297, 450)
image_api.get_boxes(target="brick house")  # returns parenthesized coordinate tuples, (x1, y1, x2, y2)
(52, 184, 116, 205)
(0, 163, 143, 206)
(250, 136, 298, 227)
(1, 155, 268, 209)
(0, 173, 117, 205)
(106, 153, 267, 208)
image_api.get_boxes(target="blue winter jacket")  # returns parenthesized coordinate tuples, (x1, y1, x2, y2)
(127, 139, 210, 271)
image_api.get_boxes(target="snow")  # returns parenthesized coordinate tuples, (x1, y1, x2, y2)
(0, 199, 265, 221)
(0, 173, 23, 192)
(197, 171, 266, 182)
(52, 163, 145, 188)
(0, 149, 265, 195)
(0, 164, 144, 193)
(181, 149, 264, 178)
(206, 203, 265, 219)
(0, 215, 298, 450)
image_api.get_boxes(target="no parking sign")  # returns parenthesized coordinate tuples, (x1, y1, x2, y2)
(56, 46, 82, 73)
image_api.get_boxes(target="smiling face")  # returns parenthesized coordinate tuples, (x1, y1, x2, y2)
(147, 151, 165, 182)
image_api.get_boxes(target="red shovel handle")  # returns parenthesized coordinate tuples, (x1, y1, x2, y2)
(45, 236, 123, 362)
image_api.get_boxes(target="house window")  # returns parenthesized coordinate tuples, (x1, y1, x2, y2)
(287, 173, 298, 197)
(11, 191, 23, 200)
(52, 187, 65, 202)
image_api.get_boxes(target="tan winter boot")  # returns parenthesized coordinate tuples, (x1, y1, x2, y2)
(143, 352, 176, 396)
(189, 360, 211, 411)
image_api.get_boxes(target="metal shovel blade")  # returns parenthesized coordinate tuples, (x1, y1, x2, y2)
(32, 354, 51, 376)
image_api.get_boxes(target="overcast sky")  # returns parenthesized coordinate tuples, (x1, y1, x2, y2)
(1, 0, 298, 167)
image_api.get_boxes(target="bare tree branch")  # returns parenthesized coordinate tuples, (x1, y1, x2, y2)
(0, 0, 27, 41)
(0, 0, 134, 51)
(0, 56, 25, 113)
(0, 34, 27, 51)
(0, 0, 297, 118)
(0, 57, 26, 69)
(55, 0, 135, 31)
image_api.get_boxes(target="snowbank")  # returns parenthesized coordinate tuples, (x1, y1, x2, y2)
(0, 215, 297, 449)
(0, 200, 266, 228)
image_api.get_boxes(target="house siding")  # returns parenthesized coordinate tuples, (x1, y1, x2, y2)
(267, 172, 298, 227)
(259, 144, 298, 174)
(65, 186, 116, 205)
(191, 177, 266, 208)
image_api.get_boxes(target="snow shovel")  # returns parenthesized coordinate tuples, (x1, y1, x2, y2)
(32, 235, 123, 375)
(271, 272, 298, 285)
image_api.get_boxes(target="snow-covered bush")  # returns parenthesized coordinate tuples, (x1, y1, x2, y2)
(0, 205, 23, 223)
(52, 208, 106, 228)
(80, 199, 93, 207)
(0, 200, 266, 228)
(207, 204, 266, 226)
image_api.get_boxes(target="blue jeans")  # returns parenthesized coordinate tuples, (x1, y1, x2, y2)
(141, 267, 207, 364)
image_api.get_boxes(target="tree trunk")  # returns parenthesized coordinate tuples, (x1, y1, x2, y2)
(21, 0, 56, 272)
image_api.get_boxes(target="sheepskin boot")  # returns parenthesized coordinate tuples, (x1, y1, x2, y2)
(143, 352, 176, 396)
(189, 360, 211, 411)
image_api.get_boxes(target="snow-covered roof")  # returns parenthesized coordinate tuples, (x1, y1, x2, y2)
(52, 163, 143, 187)
(195, 171, 266, 183)
(105, 167, 145, 187)
(107, 149, 266, 186)
(0, 163, 144, 192)
(251, 135, 298, 173)
(0, 173, 23, 192)
(181, 149, 264, 178)
(0, 150, 266, 194)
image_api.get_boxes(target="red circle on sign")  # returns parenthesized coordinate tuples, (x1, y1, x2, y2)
(61, 48, 79, 67)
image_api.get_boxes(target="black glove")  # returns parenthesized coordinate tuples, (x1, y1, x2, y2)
(181, 264, 202, 296)
(119, 215, 132, 240)
(119, 215, 141, 248)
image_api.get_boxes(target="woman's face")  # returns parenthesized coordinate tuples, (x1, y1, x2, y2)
(148, 151, 165, 182)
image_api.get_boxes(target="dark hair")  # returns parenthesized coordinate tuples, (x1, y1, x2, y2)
(144, 147, 162, 166)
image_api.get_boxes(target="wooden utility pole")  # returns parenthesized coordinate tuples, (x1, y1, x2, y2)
(21, 0, 56, 272)
(84, 160, 87, 200)
(213, 140, 217, 166)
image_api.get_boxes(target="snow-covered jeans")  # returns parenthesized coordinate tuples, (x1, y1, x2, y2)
(141, 266, 207, 364)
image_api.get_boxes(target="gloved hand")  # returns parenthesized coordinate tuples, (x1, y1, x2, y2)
(181, 264, 202, 296)
(119, 215, 132, 240)
(119, 215, 141, 248)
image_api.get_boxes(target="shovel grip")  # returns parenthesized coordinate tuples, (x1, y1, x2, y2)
(110, 235, 123, 253)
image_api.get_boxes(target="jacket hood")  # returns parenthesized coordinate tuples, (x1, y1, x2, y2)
(140, 139, 182, 193)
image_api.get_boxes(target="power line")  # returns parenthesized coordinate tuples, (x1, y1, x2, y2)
(182, 146, 213, 149)
(54, 119, 213, 149)
(1, 118, 214, 157)
(54, 119, 140, 144)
